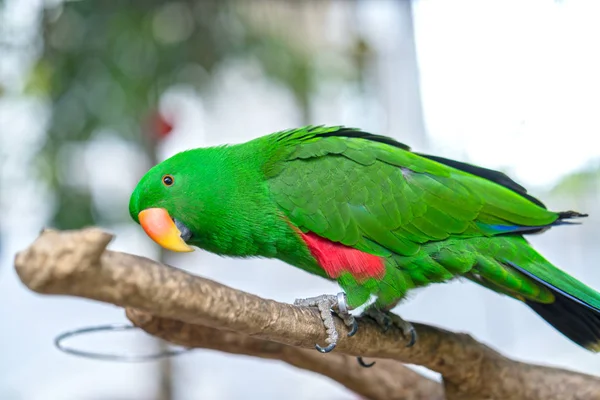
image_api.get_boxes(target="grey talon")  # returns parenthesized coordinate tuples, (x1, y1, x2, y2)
(357, 357, 376, 368)
(316, 343, 336, 353)
(347, 319, 359, 337)
(383, 318, 392, 332)
(405, 326, 417, 347)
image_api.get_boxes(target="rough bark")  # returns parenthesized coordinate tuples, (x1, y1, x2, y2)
(14, 228, 600, 400)
(125, 309, 442, 400)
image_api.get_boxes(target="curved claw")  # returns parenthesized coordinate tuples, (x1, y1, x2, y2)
(357, 357, 376, 368)
(382, 317, 392, 332)
(405, 325, 417, 347)
(347, 319, 359, 337)
(316, 343, 337, 353)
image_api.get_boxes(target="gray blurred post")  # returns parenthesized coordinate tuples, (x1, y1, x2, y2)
(143, 130, 174, 400)
(390, 0, 428, 150)
(157, 250, 175, 400)
(362, 0, 428, 150)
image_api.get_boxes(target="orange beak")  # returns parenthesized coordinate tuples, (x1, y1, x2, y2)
(138, 208, 194, 252)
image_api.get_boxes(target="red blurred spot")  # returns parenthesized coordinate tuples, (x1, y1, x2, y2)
(145, 110, 174, 141)
(154, 112, 173, 139)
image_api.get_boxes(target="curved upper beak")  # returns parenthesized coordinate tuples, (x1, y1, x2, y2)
(138, 208, 194, 252)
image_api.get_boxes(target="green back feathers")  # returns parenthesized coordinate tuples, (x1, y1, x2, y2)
(265, 125, 560, 261)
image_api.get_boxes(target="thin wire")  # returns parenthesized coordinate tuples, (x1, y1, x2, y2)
(54, 323, 194, 362)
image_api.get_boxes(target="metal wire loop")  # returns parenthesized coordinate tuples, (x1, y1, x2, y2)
(54, 323, 194, 362)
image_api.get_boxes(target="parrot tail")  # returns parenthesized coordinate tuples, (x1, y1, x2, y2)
(506, 260, 600, 352)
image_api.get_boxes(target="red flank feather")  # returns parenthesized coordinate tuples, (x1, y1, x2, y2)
(299, 231, 385, 282)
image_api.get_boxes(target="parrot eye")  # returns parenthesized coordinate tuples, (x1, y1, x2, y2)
(162, 175, 174, 186)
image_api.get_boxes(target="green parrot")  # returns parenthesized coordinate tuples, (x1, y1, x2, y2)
(129, 125, 600, 356)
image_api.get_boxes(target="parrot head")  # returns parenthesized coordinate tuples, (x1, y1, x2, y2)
(129, 146, 246, 253)
(129, 151, 199, 252)
(129, 144, 269, 255)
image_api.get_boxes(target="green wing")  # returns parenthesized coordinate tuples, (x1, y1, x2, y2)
(266, 126, 560, 259)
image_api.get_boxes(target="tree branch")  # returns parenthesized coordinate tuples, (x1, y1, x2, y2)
(14, 228, 600, 400)
(125, 309, 442, 400)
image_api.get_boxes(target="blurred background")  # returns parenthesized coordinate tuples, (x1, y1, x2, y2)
(1, 0, 600, 399)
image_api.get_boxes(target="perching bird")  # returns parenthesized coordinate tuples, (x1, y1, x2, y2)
(129, 125, 600, 356)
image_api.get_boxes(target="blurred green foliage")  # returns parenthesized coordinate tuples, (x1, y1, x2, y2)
(551, 164, 600, 196)
(35, 0, 233, 228)
(31, 0, 363, 230)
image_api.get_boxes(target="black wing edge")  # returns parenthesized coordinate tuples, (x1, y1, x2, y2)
(416, 153, 548, 209)
(320, 127, 411, 151)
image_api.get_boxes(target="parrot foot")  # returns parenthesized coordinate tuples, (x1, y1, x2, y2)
(354, 307, 417, 368)
(294, 292, 356, 353)
(363, 307, 417, 347)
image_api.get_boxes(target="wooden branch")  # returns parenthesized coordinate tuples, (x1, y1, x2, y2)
(14, 228, 600, 400)
(125, 309, 442, 400)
